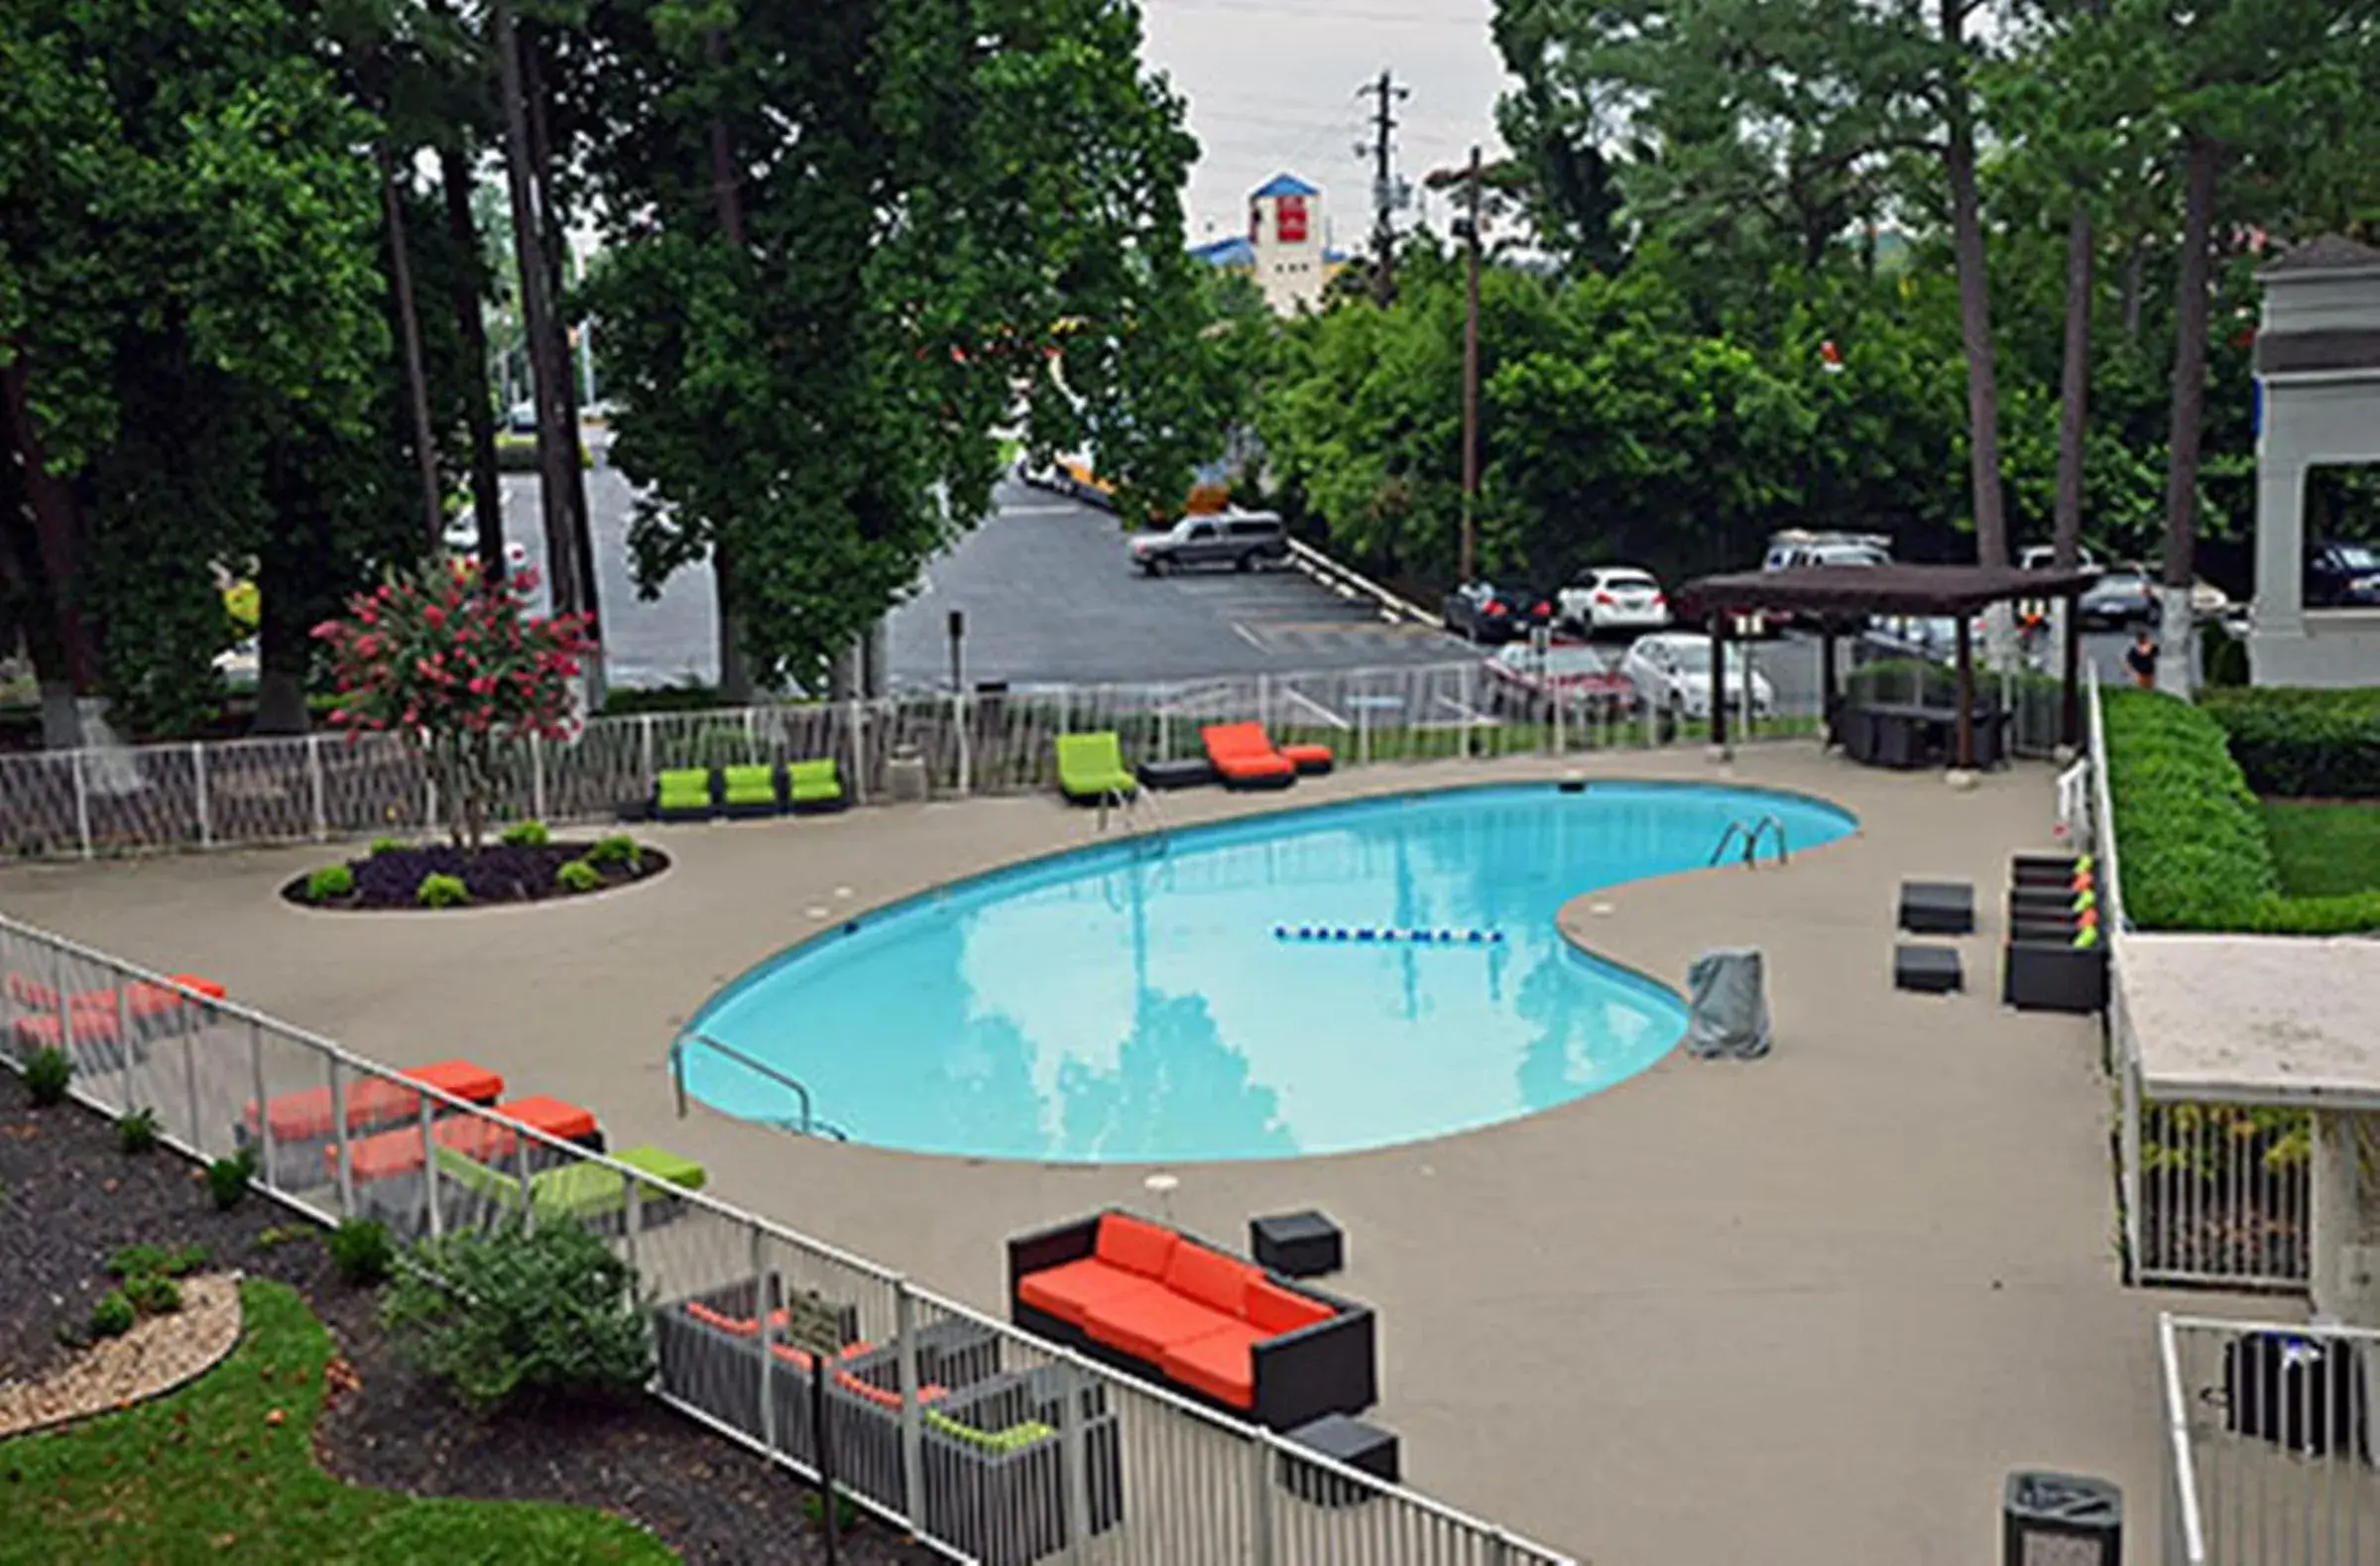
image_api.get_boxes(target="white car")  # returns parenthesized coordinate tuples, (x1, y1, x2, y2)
(1556, 566, 1671, 637)
(2018, 543, 2099, 572)
(441, 515, 531, 573)
(1621, 633, 1774, 721)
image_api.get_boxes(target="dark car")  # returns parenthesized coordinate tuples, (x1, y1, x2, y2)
(2308, 542, 2380, 608)
(1442, 580, 1555, 644)
(2075, 569, 2161, 631)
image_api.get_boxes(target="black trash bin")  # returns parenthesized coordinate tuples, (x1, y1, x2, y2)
(2002, 1471, 2119, 1566)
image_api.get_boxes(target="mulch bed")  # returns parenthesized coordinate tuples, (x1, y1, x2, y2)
(0, 1073, 936, 1564)
(283, 840, 671, 911)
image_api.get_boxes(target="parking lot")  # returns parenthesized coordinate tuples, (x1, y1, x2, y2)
(515, 449, 2145, 702)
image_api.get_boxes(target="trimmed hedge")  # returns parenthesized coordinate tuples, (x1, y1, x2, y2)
(2102, 687, 2380, 934)
(2201, 686, 2380, 799)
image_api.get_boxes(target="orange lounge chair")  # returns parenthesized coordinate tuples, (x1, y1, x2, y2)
(1201, 723, 1298, 789)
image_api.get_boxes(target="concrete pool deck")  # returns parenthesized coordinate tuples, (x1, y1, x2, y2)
(0, 743, 2275, 1564)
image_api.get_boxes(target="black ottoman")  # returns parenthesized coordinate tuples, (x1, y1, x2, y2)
(1278, 1413, 1399, 1506)
(1136, 757, 1217, 790)
(1250, 1210, 1343, 1277)
(1898, 880, 1975, 936)
(1894, 943, 1963, 995)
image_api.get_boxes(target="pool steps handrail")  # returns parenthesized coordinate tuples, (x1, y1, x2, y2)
(1709, 813, 1790, 868)
(669, 1028, 847, 1142)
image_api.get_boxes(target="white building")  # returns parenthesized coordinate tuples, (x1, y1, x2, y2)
(1189, 173, 1350, 315)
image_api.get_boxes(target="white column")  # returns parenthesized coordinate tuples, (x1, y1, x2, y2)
(2252, 452, 2307, 638)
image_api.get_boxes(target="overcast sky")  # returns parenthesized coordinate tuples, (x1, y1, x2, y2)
(1140, 0, 1514, 251)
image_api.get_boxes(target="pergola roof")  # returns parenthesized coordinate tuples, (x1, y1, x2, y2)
(1679, 563, 2097, 619)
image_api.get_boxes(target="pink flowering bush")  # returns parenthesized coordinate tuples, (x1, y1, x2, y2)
(314, 566, 594, 851)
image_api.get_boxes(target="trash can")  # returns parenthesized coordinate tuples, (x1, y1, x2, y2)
(886, 743, 929, 803)
(2002, 1471, 2119, 1566)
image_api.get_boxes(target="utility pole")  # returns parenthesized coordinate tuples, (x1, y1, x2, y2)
(1456, 145, 1483, 583)
(1359, 69, 1409, 306)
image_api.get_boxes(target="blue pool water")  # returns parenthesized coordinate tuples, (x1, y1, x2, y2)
(685, 783, 1856, 1162)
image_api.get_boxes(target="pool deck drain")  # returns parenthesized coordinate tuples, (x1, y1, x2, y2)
(0, 745, 2277, 1566)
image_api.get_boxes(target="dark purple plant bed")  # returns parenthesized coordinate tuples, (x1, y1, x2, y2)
(282, 838, 670, 911)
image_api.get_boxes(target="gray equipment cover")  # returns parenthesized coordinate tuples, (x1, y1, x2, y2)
(1684, 947, 1771, 1059)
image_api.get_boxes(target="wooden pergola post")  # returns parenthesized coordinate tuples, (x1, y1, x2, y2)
(1819, 625, 1839, 737)
(1953, 611, 1975, 770)
(2061, 587, 2082, 749)
(1708, 611, 1728, 752)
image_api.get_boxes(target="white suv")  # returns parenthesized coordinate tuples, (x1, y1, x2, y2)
(1556, 566, 1671, 637)
(1621, 633, 1775, 721)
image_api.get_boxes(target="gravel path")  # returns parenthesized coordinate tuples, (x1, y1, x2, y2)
(0, 1074, 937, 1564)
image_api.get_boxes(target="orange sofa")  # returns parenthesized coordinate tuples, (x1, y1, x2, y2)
(1009, 1209, 1376, 1430)
(1200, 723, 1333, 789)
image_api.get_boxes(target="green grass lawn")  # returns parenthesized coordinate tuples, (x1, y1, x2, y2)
(0, 1279, 673, 1565)
(2261, 800, 2380, 900)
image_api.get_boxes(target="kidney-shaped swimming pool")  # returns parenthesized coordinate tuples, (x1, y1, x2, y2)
(682, 781, 1856, 1162)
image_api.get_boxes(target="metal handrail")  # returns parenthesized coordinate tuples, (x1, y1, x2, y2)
(669, 1028, 831, 1140)
(1710, 813, 1790, 868)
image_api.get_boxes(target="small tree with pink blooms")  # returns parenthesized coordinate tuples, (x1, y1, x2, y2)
(314, 566, 594, 851)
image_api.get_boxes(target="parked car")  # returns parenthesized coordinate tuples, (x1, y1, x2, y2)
(505, 400, 537, 433)
(2017, 543, 2099, 572)
(1019, 450, 1119, 509)
(441, 514, 531, 575)
(1127, 510, 1288, 575)
(1862, 614, 1977, 664)
(1762, 530, 1893, 572)
(1442, 580, 1555, 644)
(2075, 568, 2161, 631)
(1621, 633, 1774, 721)
(1555, 566, 1671, 638)
(2307, 542, 2380, 608)
(1482, 642, 1639, 720)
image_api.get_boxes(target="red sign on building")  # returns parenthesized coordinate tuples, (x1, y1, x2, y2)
(1276, 195, 1308, 245)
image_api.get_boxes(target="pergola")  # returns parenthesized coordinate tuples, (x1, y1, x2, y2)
(1676, 564, 2098, 768)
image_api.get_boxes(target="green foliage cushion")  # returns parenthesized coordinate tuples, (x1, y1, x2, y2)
(924, 1407, 1055, 1454)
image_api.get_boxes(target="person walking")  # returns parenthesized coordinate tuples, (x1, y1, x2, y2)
(2125, 628, 2158, 690)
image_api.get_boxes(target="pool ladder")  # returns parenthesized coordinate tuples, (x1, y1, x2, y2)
(669, 1029, 849, 1143)
(1711, 813, 1790, 869)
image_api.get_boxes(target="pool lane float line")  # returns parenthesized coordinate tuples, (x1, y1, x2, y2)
(1272, 925, 1504, 945)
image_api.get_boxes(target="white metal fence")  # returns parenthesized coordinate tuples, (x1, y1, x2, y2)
(0, 911, 1576, 1566)
(2161, 1313, 2380, 1565)
(2093, 671, 2313, 1293)
(0, 641, 2082, 863)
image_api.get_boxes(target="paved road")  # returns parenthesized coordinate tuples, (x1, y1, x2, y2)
(516, 445, 2139, 699)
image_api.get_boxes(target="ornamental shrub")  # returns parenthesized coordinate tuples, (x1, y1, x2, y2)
(313, 565, 594, 851)
(2201, 686, 2380, 799)
(555, 858, 603, 894)
(368, 836, 408, 857)
(383, 1220, 651, 1410)
(305, 863, 356, 902)
(206, 1147, 258, 1210)
(416, 872, 470, 908)
(25, 1045, 70, 1106)
(89, 1291, 137, 1339)
(500, 819, 551, 848)
(116, 1107, 160, 1153)
(330, 1218, 394, 1286)
(2102, 689, 2380, 935)
(584, 834, 641, 870)
(122, 1272, 182, 1317)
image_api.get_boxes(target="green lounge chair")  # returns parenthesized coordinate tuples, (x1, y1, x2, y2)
(787, 757, 846, 813)
(1055, 732, 1137, 805)
(720, 763, 783, 818)
(653, 767, 718, 822)
(434, 1143, 707, 1230)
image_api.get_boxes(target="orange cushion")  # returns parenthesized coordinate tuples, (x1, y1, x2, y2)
(1158, 1321, 1264, 1408)
(1095, 1213, 1181, 1277)
(688, 1301, 759, 1337)
(495, 1094, 597, 1143)
(767, 1338, 875, 1371)
(1246, 1278, 1334, 1336)
(404, 1059, 505, 1106)
(1083, 1289, 1239, 1363)
(15, 1012, 119, 1048)
(1018, 1257, 1167, 1327)
(1281, 743, 1334, 767)
(1163, 1243, 1257, 1316)
(1201, 722, 1271, 759)
(833, 1370, 946, 1408)
(1215, 753, 1295, 781)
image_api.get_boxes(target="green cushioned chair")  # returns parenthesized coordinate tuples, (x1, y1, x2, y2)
(434, 1143, 708, 1230)
(653, 767, 719, 822)
(434, 1144, 524, 1212)
(720, 763, 784, 818)
(1055, 732, 1137, 805)
(787, 757, 846, 814)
